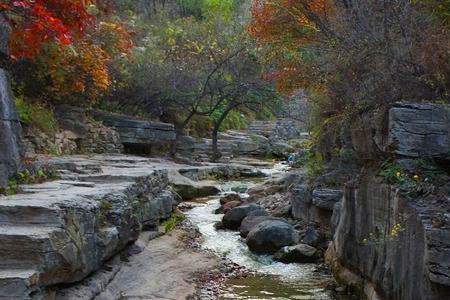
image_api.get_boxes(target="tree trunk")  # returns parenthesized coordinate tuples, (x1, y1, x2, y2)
(211, 104, 237, 162)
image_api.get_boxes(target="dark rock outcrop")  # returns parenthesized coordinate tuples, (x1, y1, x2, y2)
(92, 110, 176, 153)
(311, 189, 343, 211)
(291, 186, 341, 227)
(0, 15, 22, 187)
(246, 220, 299, 254)
(273, 244, 319, 263)
(222, 204, 267, 230)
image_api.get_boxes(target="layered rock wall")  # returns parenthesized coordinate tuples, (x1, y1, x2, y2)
(326, 102, 450, 300)
(0, 16, 22, 187)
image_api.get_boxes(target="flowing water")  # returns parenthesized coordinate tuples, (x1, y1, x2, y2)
(185, 162, 334, 300)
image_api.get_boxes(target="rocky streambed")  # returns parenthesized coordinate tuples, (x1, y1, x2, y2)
(183, 162, 339, 300)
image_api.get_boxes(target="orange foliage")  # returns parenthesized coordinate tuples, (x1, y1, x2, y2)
(249, 0, 334, 94)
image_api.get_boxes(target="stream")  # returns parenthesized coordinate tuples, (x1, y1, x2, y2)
(185, 162, 334, 300)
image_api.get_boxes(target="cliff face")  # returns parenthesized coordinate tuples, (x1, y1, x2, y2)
(0, 15, 22, 187)
(328, 103, 450, 300)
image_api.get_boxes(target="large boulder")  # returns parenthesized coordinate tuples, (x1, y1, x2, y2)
(240, 216, 288, 237)
(215, 200, 241, 214)
(220, 193, 242, 205)
(273, 244, 319, 263)
(246, 220, 299, 254)
(222, 204, 267, 230)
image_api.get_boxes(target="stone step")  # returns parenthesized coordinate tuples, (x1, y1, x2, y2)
(0, 226, 64, 269)
(0, 204, 63, 227)
(0, 269, 40, 299)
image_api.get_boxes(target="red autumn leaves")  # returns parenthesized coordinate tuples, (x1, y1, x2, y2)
(1, 0, 95, 59)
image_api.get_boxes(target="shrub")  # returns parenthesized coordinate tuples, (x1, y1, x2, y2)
(15, 96, 58, 134)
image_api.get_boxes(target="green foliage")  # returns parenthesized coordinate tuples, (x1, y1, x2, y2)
(0, 165, 59, 196)
(379, 160, 449, 195)
(305, 151, 325, 176)
(162, 213, 187, 232)
(187, 115, 214, 137)
(14, 95, 58, 134)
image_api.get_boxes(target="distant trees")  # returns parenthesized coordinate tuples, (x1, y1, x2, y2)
(249, 0, 450, 126)
(108, 0, 280, 159)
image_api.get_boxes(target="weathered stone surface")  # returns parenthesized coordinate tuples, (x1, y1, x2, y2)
(273, 244, 319, 263)
(169, 169, 220, 200)
(334, 171, 450, 300)
(311, 189, 343, 211)
(222, 204, 267, 230)
(92, 110, 176, 148)
(220, 131, 271, 156)
(302, 227, 324, 247)
(271, 141, 295, 158)
(215, 200, 241, 214)
(239, 216, 288, 238)
(246, 220, 299, 254)
(388, 103, 450, 159)
(220, 193, 242, 205)
(350, 103, 450, 162)
(0, 15, 22, 187)
(0, 155, 182, 298)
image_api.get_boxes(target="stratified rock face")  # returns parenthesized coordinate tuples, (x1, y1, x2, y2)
(334, 173, 450, 300)
(388, 103, 450, 159)
(0, 16, 22, 187)
(92, 110, 176, 151)
(0, 155, 177, 298)
(290, 186, 342, 227)
(331, 102, 450, 300)
(350, 102, 450, 162)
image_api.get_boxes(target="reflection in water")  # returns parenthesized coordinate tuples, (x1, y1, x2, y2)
(185, 163, 333, 300)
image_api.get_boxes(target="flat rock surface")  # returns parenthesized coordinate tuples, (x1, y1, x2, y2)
(95, 230, 219, 300)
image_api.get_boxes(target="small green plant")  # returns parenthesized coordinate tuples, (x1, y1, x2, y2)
(305, 151, 325, 175)
(0, 179, 22, 196)
(362, 223, 404, 245)
(162, 213, 187, 232)
(379, 160, 447, 195)
(15, 97, 58, 134)
(0, 165, 59, 196)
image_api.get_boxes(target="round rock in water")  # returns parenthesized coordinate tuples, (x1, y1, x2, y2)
(246, 220, 299, 254)
(221, 204, 267, 230)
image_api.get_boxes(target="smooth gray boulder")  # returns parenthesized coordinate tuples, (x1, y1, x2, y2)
(273, 244, 319, 263)
(246, 220, 299, 254)
(222, 204, 267, 230)
(240, 216, 288, 237)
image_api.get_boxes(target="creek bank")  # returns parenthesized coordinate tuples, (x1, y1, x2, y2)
(285, 102, 450, 300)
(0, 154, 266, 299)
